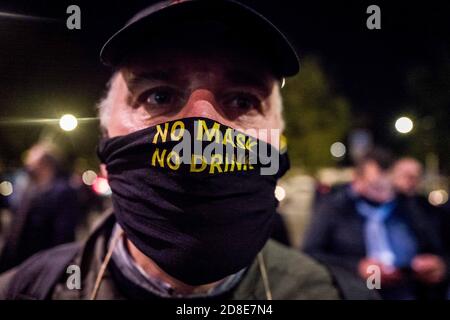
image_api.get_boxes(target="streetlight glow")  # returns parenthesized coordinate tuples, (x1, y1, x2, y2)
(395, 116, 413, 134)
(59, 114, 78, 131)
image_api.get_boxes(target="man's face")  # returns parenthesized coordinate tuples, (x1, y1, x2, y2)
(105, 46, 282, 141)
(392, 160, 422, 196)
(355, 161, 395, 203)
(24, 146, 47, 179)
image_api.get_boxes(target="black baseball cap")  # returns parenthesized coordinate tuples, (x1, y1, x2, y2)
(100, 0, 300, 77)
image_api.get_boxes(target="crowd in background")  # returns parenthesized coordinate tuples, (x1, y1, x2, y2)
(304, 149, 450, 299)
(0, 142, 449, 299)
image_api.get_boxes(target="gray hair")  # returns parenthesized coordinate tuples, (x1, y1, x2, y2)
(97, 72, 120, 137)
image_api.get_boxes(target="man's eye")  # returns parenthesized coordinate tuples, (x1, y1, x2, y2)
(139, 88, 178, 106)
(225, 93, 261, 110)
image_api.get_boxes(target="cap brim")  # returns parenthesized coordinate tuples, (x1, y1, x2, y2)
(100, 0, 299, 77)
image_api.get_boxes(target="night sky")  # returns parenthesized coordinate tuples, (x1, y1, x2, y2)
(0, 0, 449, 169)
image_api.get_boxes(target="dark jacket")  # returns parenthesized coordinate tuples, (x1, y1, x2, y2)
(303, 186, 448, 299)
(0, 213, 340, 300)
(0, 177, 80, 272)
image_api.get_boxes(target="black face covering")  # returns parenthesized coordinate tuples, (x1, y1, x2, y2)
(97, 117, 289, 285)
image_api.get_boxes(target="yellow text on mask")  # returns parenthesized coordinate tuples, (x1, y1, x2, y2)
(151, 148, 254, 174)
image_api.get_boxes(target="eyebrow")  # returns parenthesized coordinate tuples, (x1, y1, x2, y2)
(224, 69, 273, 96)
(125, 67, 273, 97)
(125, 69, 180, 91)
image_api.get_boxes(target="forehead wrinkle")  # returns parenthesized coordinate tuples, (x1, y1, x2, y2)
(224, 69, 272, 96)
(121, 50, 275, 98)
(124, 61, 223, 92)
(123, 67, 185, 92)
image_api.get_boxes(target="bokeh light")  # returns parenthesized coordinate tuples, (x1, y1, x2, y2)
(330, 142, 346, 158)
(92, 177, 111, 196)
(0, 180, 13, 196)
(82, 170, 97, 186)
(428, 189, 448, 206)
(395, 116, 413, 134)
(275, 185, 286, 201)
(59, 114, 78, 131)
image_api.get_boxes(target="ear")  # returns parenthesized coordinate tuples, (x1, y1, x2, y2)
(100, 164, 108, 179)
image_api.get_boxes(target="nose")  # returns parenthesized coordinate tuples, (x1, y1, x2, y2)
(178, 89, 226, 124)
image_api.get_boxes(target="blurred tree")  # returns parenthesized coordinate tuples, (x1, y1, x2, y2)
(281, 56, 351, 172)
(403, 54, 450, 174)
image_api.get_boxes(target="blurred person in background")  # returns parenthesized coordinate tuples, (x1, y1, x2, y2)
(69, 167, 105, 239)
(0, 142, 80, 272)
(303, 148, 448, 299)
(0, 191, 6, 237)
(393, 157, 450, 299)
(392, 157, 423, 197)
